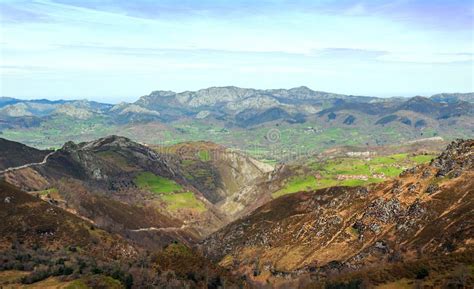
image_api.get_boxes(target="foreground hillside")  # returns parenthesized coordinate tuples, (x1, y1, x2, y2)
(1, 136, 472, 288)
(0, 180, 135, 257)
(1, 136, 272, 244)
(0, 175, 249, 288)
(0, 138, 51, 171)
(203, 139, 474, 288)
(0, 136, 272, 288)
(0, 180, 138, 288)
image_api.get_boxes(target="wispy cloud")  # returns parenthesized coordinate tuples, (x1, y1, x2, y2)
(310, 48, 388, 60)
(0, 2, 51, 23)
(317, 0, 473, 30)
(44, 0, 474, 30)
(379, 52, 474, 64)
(0, 0, 472, 100)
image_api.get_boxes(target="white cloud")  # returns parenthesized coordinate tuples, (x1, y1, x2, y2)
(0, 0, 472, 99)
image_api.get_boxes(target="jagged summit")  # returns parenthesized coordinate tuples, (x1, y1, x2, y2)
(79, 135, 136, 148)
(62, 136, 155, 157)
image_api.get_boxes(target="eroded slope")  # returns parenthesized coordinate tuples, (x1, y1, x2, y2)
(203, 139, 474, 285)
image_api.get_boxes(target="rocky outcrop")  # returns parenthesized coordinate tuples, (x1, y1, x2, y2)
(431, 139, 473, 176)
(43, 135, 178, 182)
(0, 103, 33, 117)
(202, 139, 474, 283)
(160, 141, 273, 218)
(54, 104, 94, 119)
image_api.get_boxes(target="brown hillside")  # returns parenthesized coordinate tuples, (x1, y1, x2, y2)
(0, 138, 51, 171)
(0, 180, 136, 259)
(202, 139, 474, 285)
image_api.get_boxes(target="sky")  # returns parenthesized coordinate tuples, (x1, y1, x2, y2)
(0, 0, 473, 103)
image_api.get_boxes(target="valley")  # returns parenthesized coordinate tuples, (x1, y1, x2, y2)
(0, 134, 472, 288)
(203, 139, 474, 288)
(0, 84, 472, 289)
(2, 1, 473, 287)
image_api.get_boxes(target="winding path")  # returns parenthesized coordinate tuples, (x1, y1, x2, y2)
(129, 224, 189, 232)
(0, 151, 56, 174)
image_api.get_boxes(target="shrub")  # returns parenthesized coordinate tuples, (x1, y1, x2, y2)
(415, 267, 429, 279)
(326, 279, 363, 289)
(21, 269, 50, 284)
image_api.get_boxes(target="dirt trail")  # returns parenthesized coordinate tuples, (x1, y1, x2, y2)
(130, 224, 189, 232)
(0, 151, 56, 174)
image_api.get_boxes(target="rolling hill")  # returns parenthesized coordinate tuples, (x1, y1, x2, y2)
(1, 88, 472, 162)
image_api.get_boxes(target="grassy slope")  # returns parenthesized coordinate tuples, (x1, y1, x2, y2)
(134, 172, 206, 212)
(135, 172, 182, 194)
(273, 153, 436, 198)
(0, 271, 124, 289)
(1, 115, 115, 149)
(162, 192, 206, 212)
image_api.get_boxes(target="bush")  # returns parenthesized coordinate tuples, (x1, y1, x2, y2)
(21, 269, 50, 284)
(326, 279, 363, 289)
(415, 267, 429, 279)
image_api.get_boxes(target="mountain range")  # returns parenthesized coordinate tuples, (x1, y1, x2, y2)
(1, 87, 472, 161)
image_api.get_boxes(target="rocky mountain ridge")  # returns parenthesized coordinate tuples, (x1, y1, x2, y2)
(2, 89, 472, 123)
(1, 89, 472, 157)
(1, 136, 273, 244)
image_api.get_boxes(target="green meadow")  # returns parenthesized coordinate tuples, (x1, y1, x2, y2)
(135, 172, 183, 194)
(135, 172, 206, 211)
(162, 192, 207, 212)
(273, 153, 436, 198)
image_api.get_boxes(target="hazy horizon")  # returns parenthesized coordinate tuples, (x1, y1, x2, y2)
(1, 0, 473, 102)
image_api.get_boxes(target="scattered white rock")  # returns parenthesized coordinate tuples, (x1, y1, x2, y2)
(196, 110, 211, 119)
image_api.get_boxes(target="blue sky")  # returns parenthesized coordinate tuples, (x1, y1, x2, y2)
(0, 0, 473, 102)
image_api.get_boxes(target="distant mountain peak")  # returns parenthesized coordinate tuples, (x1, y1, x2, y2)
(289, 85, 313, 92)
